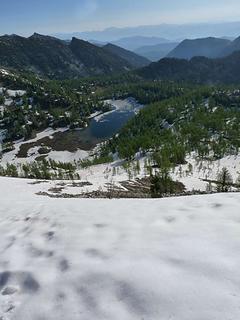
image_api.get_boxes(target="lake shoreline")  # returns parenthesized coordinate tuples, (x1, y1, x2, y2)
(0, 98, 143, 165)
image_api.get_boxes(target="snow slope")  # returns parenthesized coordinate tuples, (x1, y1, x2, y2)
(172, 153, 240, 191)
(0, 177, 240, 320)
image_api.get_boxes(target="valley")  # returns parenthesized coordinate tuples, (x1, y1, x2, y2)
(1, 32, 240, 197)
(1, 64, 240, 197)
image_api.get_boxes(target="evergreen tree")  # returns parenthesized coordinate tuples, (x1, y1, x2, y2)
(216, 167, 233, 192)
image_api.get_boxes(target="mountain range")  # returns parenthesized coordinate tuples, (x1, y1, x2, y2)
(54, 21, 240, 42)
(136, 51, 240, 84)
(2, 32, 240, 84)
(93, 36, 177, 61)
(91, 34, 240, 62)
(167, 36, 240, 59)
(134, 42, 179, 61)
(111, 36, 171, 51)
(0, 33, 149, 79)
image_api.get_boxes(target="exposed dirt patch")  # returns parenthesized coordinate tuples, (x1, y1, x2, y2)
(48, 187, 66, 194)
(67, 182, 93, 187)
(36, 177, 186, 199)
(28, 181, 49, 185)
(16, 130, 95, 158)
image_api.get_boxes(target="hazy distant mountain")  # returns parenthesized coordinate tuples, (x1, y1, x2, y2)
(89, 40, 107, 47)
(221, 36, 236, 41)
(220, 36, 240, 57)
(136, 50, 240, 84)
(103, 43, 150, 68)
(55, 21, 240, 42)
(111, 36, 170, 51)
(0, 33, 134, 79)
(135, 42, 179, 61)
(168, 37, 231, 60)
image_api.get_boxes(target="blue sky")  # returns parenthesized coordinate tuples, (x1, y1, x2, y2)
(1, 0, 240, 36)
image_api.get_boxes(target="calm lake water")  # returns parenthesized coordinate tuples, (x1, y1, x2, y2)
(56, 99, 143, 151)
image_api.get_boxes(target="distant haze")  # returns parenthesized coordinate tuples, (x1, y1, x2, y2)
(55, 21, 240, 42)
(1, 0, 240, 36)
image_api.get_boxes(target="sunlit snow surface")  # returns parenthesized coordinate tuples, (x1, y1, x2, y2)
(0, 177, 240, 320)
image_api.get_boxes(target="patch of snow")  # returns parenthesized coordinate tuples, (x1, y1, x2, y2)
(88, 111, 103, 119)
(48, 149, 89, 162)
(95, 98, 143, 122)
(27, 146, 41, 158)
(7, 90, 26, 97)
(0, 68, 10, 76)
(0, 105, 5, 115)
(4, 98, 13, 106)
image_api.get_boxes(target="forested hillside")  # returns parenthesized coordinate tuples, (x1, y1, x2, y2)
(100, 85, 240, 169)
(1, 63, 240, 192)
(103, 43, 150, 68)
(167, 37, 231, 59)
(0, 34, 136, 79)
(136, 51, 240, 84)
(0, 69, 109, 143)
